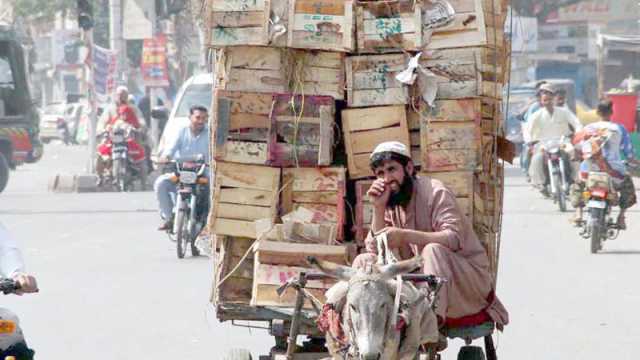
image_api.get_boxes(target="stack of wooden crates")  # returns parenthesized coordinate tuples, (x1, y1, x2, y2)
(207, 0, 510, 327)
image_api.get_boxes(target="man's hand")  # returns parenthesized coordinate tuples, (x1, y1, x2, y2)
(12, 273, 38, 295)
(370, 227, 407, 249)
(157, 156, 170, 164)
(367, 179, 392, 209)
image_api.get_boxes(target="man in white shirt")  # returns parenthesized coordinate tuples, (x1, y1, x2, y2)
(527, 84, 583, 194)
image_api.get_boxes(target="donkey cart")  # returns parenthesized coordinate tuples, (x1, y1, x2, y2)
(219, 262, 499, 360)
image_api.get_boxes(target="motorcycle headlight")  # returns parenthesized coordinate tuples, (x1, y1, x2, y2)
(0, 320, 16, 334)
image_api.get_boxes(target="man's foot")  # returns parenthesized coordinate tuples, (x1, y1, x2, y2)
(569, 216, 583, 227)
(617, 216, 627, 230)
(540, 187, 550, 198)
(158, 220, 173, 231)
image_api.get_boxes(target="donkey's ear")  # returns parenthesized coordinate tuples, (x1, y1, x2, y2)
(307, 256, 357, 281)
(378, 256, 423, 280)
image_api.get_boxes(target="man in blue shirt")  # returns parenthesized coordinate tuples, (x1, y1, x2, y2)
(154, 105, 210, 230)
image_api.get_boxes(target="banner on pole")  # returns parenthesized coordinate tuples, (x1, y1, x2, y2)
(141, 35, 170, 88)
(91, 45, 117, 103)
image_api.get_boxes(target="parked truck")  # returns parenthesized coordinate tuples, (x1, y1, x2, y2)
(0, 24, 43, 192)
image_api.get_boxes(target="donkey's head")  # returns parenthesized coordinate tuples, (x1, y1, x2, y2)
(308, 256, 422, 360)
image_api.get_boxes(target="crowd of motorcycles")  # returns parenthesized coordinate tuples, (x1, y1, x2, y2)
(522, 133, 637, 254)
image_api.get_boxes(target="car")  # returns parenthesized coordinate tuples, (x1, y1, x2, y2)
(155, 73, 213, 160)
(39, 102, 85, 144)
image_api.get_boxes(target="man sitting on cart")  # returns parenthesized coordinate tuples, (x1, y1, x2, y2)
(352, 141, 509, 331)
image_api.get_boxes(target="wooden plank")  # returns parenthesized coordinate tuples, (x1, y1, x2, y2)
(285, 167, 346, 192)
(421, 121, 480, 151)
(421, 171, 474, 197)
(222, 46, 283, 70)
(254, 263, 336, 289)
(422, 149, 478, 172)
(351, 127, 410, 154)
(216, 162, 280, 191)
(211, 27, 266, 46)
(350, 88, 409, 107)
(255, 240, 347, 267)
(217, 203, 273, 221)
(211, 11, 265, 28)
(211, 0, 266, 12)
(292, 191, 339, 205)
(214, 218, 258, 238)
(252, 284, 327, 309)
(217, 140, 268, 164)
(342, 105, 405, 132)
(216, 90, 274, 115)
(294, 0, 345, 15)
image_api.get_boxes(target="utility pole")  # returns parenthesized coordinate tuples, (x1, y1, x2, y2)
(109, 0, 126, 84)
(149, 2, 160, 152)
(77, 0, 97, 173)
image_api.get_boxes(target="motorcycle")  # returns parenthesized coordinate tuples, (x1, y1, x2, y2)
(97, 121, 147, 192)
(0, 279, 35, 360)
(537, 137, 573, 212)
(165, 157, 209, 259)
(575, 132, 623, 254)
(56, 117, 72, 145)
(578, 171, 620, 254)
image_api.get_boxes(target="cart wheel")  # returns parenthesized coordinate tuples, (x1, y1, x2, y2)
(223, 349, 253, 360)
(457, 345, 486, 360)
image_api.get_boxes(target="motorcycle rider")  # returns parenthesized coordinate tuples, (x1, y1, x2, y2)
(570, 99, 638, 229)
(520, 81, 548, 181)
(96, 86, 147, 185)
(154, 105, 209, 231)
(526, 83, 583, 196)
(554, 88, 568, 109)
(0, 221, 38, 359)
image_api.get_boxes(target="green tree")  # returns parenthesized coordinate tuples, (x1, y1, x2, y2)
(13, 0, 77, 21)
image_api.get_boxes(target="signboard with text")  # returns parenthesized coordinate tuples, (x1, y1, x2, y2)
(141, 35, 170, 88)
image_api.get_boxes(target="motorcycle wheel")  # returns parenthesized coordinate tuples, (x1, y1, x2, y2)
(112, 158, 127, 192)
(590, 208, 604, 254)
(175, 209, 188, 259)
(554, 174, 567, 212)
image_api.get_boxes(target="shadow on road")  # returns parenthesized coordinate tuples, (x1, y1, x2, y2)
(0, 209, 156, 215)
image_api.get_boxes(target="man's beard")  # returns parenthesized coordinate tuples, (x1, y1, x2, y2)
(386, 171, 414, 209)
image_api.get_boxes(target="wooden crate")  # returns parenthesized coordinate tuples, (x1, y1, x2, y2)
(214, 236, 255, 305)
(208, 0, 271, 47)
(342, 105, 411, 179)
(213, 91, 336, 167)
(269, 94, 335, 167)
(355, 0, 422, 53)
(420, 120, 480, 173)
(419, 47, 504, 100)
(288, 0, 355, 52)
(211, 162, 280, 238)
(255, 240, 348, 267)
(423, 0, 506, 50)
(282, 167, 346, 241)
(213, 91, 272, 165)
(251, 262, 336, 309)
(354, 179, 374, 243)
(214, 47, 345, 100)
(345, 53, 410, 107)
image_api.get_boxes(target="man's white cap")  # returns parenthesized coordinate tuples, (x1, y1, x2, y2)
(370, 141, 411, 159)
(116, 85, 128, 94)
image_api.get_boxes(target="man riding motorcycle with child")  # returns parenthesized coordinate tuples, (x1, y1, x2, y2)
(569, 99, 638, 229)
(526, 83, 583, 197)
(96, 86, 147, 186)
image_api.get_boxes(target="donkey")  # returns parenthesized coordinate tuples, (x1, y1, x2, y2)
(308, 256, 439, 360)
